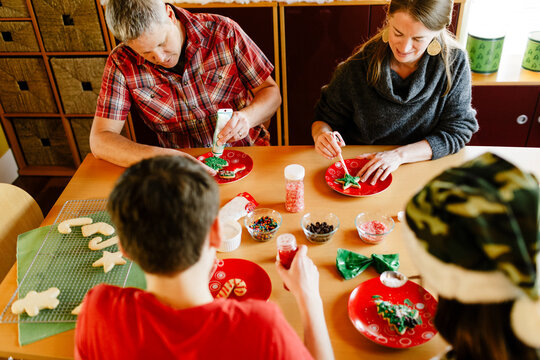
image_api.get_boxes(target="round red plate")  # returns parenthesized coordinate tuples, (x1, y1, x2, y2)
(197, 149, 253, 184)
(348, 277, 438, 348)
(209, 258, 271, 301)
(325, 158, 392, 197)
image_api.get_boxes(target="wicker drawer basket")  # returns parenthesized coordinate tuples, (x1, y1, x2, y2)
(11, 117, 74, 166)
(0, 21, 39, 52)
(0, 57, 57, 113)
(0, 0, 29, 18)
(70, 117, 128, 160)
(70, 117, 91, 160)
(51, 57, 106, 114)
(32, 0, 106, 51)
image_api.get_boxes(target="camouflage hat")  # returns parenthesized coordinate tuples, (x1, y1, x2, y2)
(403, 152, 540, 348)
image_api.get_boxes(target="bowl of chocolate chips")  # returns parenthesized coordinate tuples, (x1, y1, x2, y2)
(301, 212, 340, 244)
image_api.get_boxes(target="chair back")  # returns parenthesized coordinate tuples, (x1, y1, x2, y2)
(0, 183, 44, 281)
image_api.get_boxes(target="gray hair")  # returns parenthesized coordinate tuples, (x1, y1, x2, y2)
(102, 0, 170, 42)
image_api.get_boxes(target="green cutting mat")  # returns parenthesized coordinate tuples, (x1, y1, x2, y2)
(3, 200, 146, 345)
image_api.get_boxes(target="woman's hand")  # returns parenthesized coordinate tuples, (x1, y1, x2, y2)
(356, 150, 403, 185)
(314, 131, 345, 159)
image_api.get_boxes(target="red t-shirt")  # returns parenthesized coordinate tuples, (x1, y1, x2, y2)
(75, 284, 313, 360)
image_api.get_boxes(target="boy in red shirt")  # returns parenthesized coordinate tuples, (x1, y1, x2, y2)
(74, 156, 333, 360)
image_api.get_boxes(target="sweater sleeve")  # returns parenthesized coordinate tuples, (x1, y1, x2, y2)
(313, 62, 355, 132)
(425, 48, 478, 159)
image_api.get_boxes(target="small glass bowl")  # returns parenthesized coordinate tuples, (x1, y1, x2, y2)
(244, 208, 282, 242)
(301, 212, 340, 244)
(355, 212, 395, 245)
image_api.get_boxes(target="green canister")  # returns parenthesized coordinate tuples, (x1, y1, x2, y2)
(522, 31, 540, 72)
(466, 33, 505, 74)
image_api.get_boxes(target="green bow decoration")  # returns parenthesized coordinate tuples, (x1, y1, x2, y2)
(336, 248, 400, 280)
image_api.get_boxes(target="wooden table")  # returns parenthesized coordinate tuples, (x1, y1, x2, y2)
(1, 145, 539, 360)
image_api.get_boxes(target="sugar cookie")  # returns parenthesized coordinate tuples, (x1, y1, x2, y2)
(88, 235, 119, 250)
(216, 278, 247, 298)
(204, 156, 229, 171)
(218, 163, 246, 179)
(92, 251, 126, 273)
(373, 295, 422, 335)
(57, 217, 93, 234)
(71, 303, 83, 315)
(82, 222, 115, 237)
(335, 173, 361, 190)
(11, 287, 60, 317)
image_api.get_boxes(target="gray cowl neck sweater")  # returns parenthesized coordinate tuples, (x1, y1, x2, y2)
(314, 45, 478, 159)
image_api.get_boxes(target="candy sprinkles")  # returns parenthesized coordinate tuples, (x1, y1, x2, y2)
(249, 216, 278, 241)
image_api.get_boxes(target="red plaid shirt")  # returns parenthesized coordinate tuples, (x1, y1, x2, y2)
(95, 6, 273, 149)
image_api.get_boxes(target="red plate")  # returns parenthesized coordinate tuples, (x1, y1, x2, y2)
(209, 258, 271, 301)
(197, 149, 253, 184)
(325, 158, 392, 197)
(348, 277, 438, 348)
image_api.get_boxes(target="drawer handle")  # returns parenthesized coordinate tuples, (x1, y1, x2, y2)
(516, 115, 528, 125)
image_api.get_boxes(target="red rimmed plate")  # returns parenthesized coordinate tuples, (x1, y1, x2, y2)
(197, 149, 253, 184)
(325, 158, 392, 197)
(348, 277, 438, 348)
(209, 258, 271, 301)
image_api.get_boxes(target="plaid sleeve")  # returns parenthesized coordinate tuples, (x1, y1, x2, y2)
(95, 55, 131, 121)
(230, 20, 274, 90)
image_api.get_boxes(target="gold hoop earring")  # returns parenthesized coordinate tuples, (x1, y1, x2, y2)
(427, 38, 441, 56)
(381, 28, 389, 43)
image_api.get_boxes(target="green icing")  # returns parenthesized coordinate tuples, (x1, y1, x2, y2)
(335, 173, 361, 190)
(373, 297, 422, 334)
(204, 156, 228, 170)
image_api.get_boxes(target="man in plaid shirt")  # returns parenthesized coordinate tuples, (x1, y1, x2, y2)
(90, 0, 281, 172)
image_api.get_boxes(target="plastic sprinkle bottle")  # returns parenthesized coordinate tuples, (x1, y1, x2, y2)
(284, 164, 305, 213)
(277, 233, 298, 270)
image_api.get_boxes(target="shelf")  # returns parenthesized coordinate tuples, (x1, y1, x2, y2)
(472, 54, 540, 86)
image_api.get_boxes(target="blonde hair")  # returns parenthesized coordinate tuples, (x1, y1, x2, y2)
(349, 0, 459, 96)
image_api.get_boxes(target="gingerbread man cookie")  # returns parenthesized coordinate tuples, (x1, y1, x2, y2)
(57, 217, 93, 234)
(216, 278, 247, 298)
(88, 235, 119, 251)
(82, 222, 115, 237)
(11, 287, 60, 317)
(92, 250, 126, 273)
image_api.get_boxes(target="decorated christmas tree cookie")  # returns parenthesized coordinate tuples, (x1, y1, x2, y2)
(373, 295, 422, 335)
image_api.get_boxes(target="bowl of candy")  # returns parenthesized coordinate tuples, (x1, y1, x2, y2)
(355, 212, 395, 245)
(244, 208, 282, 242)
(301, 212, 340, 244)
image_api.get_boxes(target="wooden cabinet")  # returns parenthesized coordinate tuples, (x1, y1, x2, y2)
(281, 1, 463, 145)
(526, 92, 540, 147)
(281, 4, 371, 145)
(0, 0, 111, 176)
(470, 85, 540, 147)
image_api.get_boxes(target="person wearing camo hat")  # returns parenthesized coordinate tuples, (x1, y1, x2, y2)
(403, 152, 540, 360)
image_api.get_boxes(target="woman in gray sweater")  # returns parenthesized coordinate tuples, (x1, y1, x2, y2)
(312, 0, 478, 184)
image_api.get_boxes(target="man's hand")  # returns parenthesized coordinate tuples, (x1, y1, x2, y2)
(216, 111, 251, 145)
